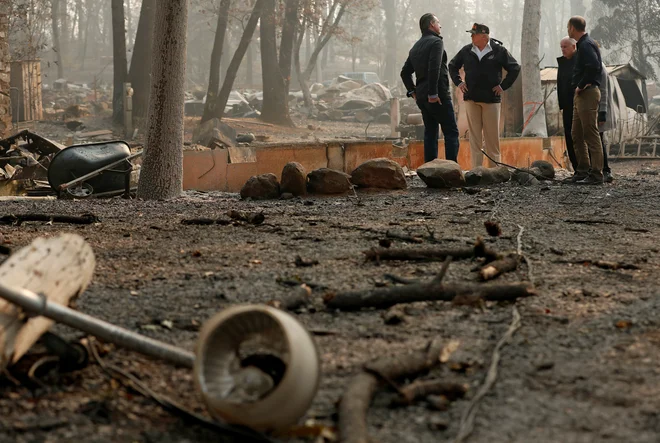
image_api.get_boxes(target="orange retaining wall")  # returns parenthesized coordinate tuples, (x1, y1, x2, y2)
(183, 137, 568, 192)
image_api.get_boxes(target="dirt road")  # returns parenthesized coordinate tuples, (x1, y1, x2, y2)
(0, 160, 658, 443)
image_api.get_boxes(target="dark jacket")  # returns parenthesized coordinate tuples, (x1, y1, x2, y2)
(448, 39, 520, 103)
(572, 33, 602, 89)
(400, 31, 451, 101)
(557, 55, 577, 111)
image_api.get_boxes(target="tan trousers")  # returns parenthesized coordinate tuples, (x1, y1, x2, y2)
(571, 87, 603, 179)
(465, 101, 501, 169)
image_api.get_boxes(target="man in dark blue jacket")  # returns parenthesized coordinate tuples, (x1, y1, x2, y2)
(449, 23, 520, 169)
(401, 13, 460, 163)
(568, 16, 604, 184)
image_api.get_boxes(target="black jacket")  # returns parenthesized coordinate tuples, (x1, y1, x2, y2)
(557, 55, 577, 111)
(400, 31, 451, 101)
(572, 33, 602, 89)
(448, 40, 520, 103)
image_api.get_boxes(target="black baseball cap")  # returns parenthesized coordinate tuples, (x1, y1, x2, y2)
(467, 23, 490, 34)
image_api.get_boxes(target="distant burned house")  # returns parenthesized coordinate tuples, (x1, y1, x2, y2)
(540, 63, 647, 145)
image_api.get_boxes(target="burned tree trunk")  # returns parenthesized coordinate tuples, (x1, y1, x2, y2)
(381, 0, 397, 86)
(294, 18, 314, 109)
(128, 0, 156, 122)
(212, 0, 265, 121)
(50, 0, 65, 79)
(111, 0, 128, 125)
(201, 0, 232, 124)
(520, 0, 547, 137)
(259, 0, 293, 126)
(136, 0, 189, 200)
(0, 2, 10, 137)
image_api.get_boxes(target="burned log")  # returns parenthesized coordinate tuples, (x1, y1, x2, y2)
(339, 339, 449, 443)
(363, 238, 500, 263)
(479, 254, 521, 281)
(324, 282, 534, 311)
(392, 379, 468, 406)
(0, 213, 100, 226)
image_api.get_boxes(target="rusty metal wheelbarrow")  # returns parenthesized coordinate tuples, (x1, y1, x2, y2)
(47, 141, 142, 198)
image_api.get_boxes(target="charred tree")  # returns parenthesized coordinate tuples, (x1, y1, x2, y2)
(50, 0, 64, 79)
(202, 0, 232, 124)
(381, 0, 397, 86)
(128, 0, 156, 122)
(520, 0, 547, 137)
(136, 0, 189, 200)
(259, 0, 294, 126)
(111, 0, 128, 125)
(212, 0, 265, 121)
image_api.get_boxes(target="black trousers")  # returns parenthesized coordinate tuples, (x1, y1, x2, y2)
(562, 107, 578, 171)
(417, 99, 460, 163)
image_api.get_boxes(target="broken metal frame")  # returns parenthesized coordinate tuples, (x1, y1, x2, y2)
(0, 281, 195, 368)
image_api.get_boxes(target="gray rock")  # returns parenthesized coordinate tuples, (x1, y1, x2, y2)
(417, 159, 466, 188)
(465, 166, 512, 186)
(351, 158, 407, 190)
(531, 160, 555, 179)
(281, 162, 307, 196)
(240, 173, 280, 200)
(307, 168, 352, 194)
(513, 168, 541, 186)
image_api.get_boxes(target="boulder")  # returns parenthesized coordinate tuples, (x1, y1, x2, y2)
(307, 168, 352, 194)
(351, 158, 407, 190)
(531, 160, 555, 179)
(281, 162, 307, 196)
(417, 159, 466, 188)
(240, 174, 280, 200)
(512, 168, 541, 186)
(465, 166, 511, 186)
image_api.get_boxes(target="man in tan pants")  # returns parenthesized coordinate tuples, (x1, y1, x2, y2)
(449, 23, 520, 169)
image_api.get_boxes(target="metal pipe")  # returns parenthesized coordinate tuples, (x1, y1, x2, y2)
(0, 282, 195, 368)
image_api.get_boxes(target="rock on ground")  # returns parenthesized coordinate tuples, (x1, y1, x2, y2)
(417, 159, 466, 188)
(531, 160, 556, 179)
(307, 168, 352, 194)
(512, 168, 542, 186)
(281, 162, 307, 196)
(465, 166, 512, 186)
(240, 173, 280, 200)
(351, 158, 407, 190)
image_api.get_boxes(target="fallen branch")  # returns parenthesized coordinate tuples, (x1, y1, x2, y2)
(553, 259, 640, 270)
(563, 219, 617, 225)
(268, 285, 313, 311)
(364, 238, 500, 263)
(324, 281, 535, 311)
(0, 213, 100, 225)
(88, 340, 273, 443)
(480, 149, 555, 182)
(392, 379, 468, 406)
(454, 307, 522, 443)
(479, 254, 521, 281)
(339, 339, 450, 443)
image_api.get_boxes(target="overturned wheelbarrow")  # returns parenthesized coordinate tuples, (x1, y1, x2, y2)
(0, 234, 320, 434)
(47, 141, 142, 198)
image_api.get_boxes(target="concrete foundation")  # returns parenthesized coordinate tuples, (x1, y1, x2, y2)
(183, 137, 569, 192)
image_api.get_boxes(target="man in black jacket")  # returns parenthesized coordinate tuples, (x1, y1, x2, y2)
(449, 23, 520, 169)
(557, 36, 578, 172)
(401, 13, 460, 163)
(568, 16, 604, 184)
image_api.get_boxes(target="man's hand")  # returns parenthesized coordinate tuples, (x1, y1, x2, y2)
(458, 82, 468, 94)
(411, 92, 417, 101)
(576, 84, 591, 95)
(428, 96, 441, 104)
(492, 85, 504, 96)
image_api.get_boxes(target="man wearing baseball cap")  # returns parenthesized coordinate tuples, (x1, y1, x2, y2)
(449, 23, 520, 169)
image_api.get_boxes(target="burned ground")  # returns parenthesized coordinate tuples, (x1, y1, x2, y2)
(0, 160, 659, 443)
